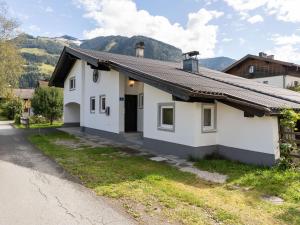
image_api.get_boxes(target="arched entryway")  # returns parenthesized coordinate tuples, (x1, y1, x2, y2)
(64, 102, 80, 127)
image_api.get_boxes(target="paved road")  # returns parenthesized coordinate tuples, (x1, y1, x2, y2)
(0, 121, 135, 225)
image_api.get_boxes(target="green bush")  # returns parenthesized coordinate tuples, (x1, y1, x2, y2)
(14, 114, 21, 124)
(2, 98, 23, 120)
(29, 115, 48, 124)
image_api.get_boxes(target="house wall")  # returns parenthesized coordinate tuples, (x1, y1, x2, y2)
(63, 60, 82, 124)
(82, 63, 121, 133)
(253, 76, 284, 88)
(285, 75, 300, 88)
(143, 84, 279, 163)
(252, 75, 300, 88)
(216, 102, 279, 156)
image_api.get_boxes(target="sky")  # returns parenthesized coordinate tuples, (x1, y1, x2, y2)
(6, 0, 300, 63)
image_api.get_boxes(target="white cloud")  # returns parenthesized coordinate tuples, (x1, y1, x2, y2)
(224, 0, 300, 23)
(271, 34, 300, 45)
(28, 25, 40, 32)
(239, 37, 245, 45)
(268, 45, 300, 64)
(247, 15, 264, 24)
(45, 6, 53, 13)
(221, 38, 233, 42)
(75, 0, 223, 56)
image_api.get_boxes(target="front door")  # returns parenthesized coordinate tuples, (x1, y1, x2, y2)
(125, 95, 137, 132)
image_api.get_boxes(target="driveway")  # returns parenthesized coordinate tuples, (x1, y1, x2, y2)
(0, 121, 135, 225)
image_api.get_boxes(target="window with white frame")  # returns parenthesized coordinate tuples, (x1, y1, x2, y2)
(202, 104, 216, 132)
(158, 103, 175, 131)
(138, 93, 144, 109)
(90, 97, 96, 113)
(69, 77, 76, 90)
(99, 95, 106, 113)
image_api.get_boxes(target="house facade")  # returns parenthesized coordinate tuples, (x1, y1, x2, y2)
(223, 52, 300, 88)
(50, 47, 300, 166)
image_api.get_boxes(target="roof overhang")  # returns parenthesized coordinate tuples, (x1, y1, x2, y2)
(49, 47, 286, 117)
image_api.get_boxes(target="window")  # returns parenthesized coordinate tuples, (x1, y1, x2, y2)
(248, 65, 255, 74)
(99, 95, 106, 113)
(138, 93, 144, 109)
(294, 81, 299, 86)
(69, 77, 76, 90)
(90, 97, 95, 113)
(263, 81, 269, 84)
(158, 103, 175, 131)
(202, 104, 216, 132)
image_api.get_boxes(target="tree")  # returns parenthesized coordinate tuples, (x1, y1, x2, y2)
(0, 2, 24, 94)
(2, 95, 23, 120)
(31, 87, 63, 124)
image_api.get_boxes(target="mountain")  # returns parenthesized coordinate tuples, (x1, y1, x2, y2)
(80, 35, 182, 62)
(199, 57, 236, 71)
(13, 33, 236, 88)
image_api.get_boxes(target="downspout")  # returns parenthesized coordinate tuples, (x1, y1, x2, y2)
(283, 75, 286, 88)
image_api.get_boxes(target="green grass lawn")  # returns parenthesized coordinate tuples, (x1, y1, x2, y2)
(16, 121, 63, 129)
(29, 131, 300, 225)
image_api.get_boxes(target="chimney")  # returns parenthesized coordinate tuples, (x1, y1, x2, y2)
(182, 51, 199, 73)
(259, 52, 267, 58)
(267, 55, 274, 60)
(135, 41, 144, 58)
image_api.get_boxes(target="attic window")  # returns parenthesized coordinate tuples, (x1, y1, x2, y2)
(69, 77, 76, 90)
(248, 65, 255, 74)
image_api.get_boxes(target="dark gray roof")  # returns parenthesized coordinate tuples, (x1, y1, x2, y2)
(50, 47, 300, 115)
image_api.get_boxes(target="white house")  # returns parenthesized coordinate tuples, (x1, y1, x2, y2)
(223, 52, 300, 88)
(49, 46, 300, 166)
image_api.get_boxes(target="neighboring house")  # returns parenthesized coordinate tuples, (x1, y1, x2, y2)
(36, 80, 49, 88)
(13, 89, 35, 117)
(49, 46, 300, 166)
(223, 52, 300, 88)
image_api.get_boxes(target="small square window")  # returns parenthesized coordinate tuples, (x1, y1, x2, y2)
(138, 93, 144, 109)
(99, 95, 106, 113)
(202, 104, 216, 132)
(69, 77, 76, 90)
(158, 103, 175, 132)
(90, 97, 95, 113)
(263, 81, 269, 84)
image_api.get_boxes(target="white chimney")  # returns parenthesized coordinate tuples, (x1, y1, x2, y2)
(135, 42, 144, 58)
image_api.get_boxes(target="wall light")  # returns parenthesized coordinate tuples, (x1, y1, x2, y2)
(128, 79, 135, 87)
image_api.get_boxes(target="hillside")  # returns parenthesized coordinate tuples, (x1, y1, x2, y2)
(80, 35, 182, 62)
(199, 56, 235, 71)
(14, 34, 235, 88)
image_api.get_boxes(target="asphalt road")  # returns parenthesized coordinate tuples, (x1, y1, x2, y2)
(0, 121, 135, 225)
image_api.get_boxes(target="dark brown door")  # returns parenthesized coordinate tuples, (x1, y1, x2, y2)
(125, 95, 138, 132)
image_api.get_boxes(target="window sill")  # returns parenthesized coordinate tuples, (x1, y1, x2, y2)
(157, 126, 175, 132)
(202, 129, 217, 133)
(69, 88, 76, 91)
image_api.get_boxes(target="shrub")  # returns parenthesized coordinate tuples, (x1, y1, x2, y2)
(2, 97, 23, 120)
(14, 114, 21, 124)
(29, 115, 48, 124)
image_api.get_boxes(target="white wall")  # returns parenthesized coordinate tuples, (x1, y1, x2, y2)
(216, 102, 279, 155)
(64, 60, 82, 105)
(253, 76, 284, 88)
(285, 75, 300, 88)
(63, 60, 82, 124)
(143, 84, 216, 147)
(143, 84, 279, 156)
(82, 63, 121, 133)
(253, 75, 300, 88)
